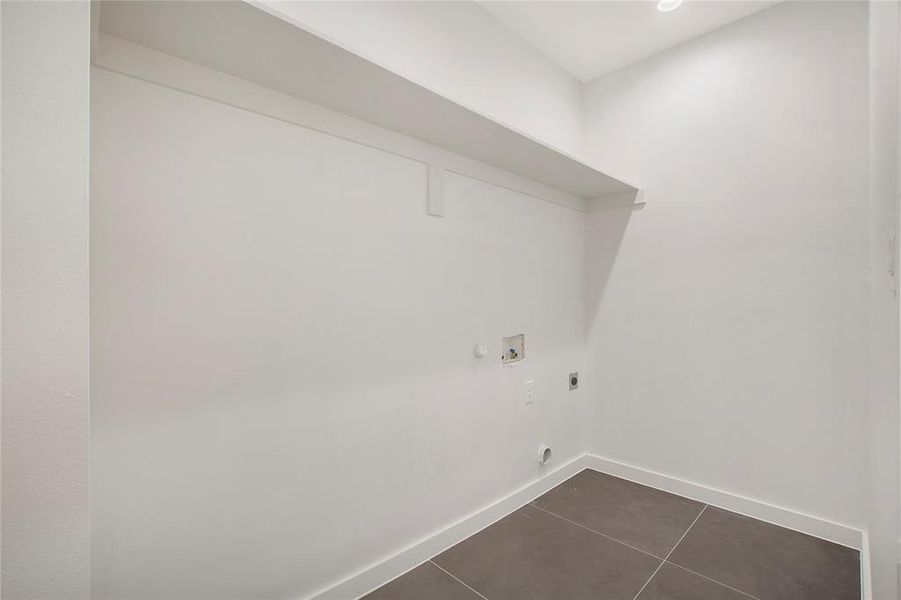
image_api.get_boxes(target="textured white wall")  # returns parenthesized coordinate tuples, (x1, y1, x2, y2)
(90, 66, 589, 599)
(258, 0, 585, 157)
(583, 1, 869, 529)
(7, 2, 881, 597)
(1, 2, 91, 598)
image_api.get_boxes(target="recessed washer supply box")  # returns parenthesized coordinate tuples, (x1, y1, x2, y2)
(502, 334, 525, 365)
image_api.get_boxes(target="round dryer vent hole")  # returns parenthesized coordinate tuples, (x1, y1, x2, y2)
(538, 445, 552, 465)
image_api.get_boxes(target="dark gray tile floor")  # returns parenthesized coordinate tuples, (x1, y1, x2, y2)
(363, 469, 860, 600)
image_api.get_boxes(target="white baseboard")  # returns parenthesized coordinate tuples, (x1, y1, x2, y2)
(585, 454, 864, 551)
(861, 531, 872, 600)
(309, 453, 866, 600)
(309, 454, 591, 600)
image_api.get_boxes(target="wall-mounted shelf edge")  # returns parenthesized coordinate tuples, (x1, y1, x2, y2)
(96, 0, 637, 201)
(588, 190, 647, 211)
(93, 33, 587, 212)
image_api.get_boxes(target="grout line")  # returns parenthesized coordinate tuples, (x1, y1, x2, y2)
(581, 461, 862, 552)
(433, 500, 758, 600)
(631, 560, 665, 600)
(667, 504, 708, 561)
(429, 560, 488, 600)
(429, 499, 757, 600)
(631, 505, 708, 600)
(528, 503, 665, 561)
(663, 561, 761, 600)
(658, 505, 761, 600)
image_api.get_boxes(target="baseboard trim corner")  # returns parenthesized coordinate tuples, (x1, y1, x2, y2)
(309, 453, 865, 599)
(584, 454, 864, 551)
(308, 454, 591, 600)
(860, 530, 872, 600)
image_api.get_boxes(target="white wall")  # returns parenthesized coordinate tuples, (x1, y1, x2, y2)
(83, 2, 893, 597)
(1, 2, 91, 598)
(258, 0, 585, 157)
(866, 2, 901, 598)
(583, 0, 869, 530)
(90, 65, 589, 599)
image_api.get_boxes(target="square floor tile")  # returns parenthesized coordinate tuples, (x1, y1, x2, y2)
(433, 504, 660, 600)
(532, 469, 705, 557)
(636, 563, 751, 600)
(363, 561, 483, 600)
(667, 506, 859, 600)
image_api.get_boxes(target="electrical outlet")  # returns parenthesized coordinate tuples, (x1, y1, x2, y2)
(523, 380, 535, 406)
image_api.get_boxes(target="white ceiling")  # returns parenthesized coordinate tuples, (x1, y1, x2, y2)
(478, 1, 781, 82)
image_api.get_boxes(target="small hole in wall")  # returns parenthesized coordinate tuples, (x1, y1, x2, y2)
(539, 445, 552, 465)
(502, 334, 525, 364)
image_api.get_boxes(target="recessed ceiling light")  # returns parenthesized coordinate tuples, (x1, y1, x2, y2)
(657, 0, 684, 12)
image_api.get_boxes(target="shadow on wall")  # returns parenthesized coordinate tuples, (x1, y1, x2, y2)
(89, 66, 597, 599)
(585, 194, 639, 336)
(579, 193, 636, 460)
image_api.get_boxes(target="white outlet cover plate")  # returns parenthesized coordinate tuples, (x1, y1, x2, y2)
(523, 380, 535, 406)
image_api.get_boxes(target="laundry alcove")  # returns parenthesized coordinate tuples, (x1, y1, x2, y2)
(4, 0, 893, 597)
(89, 2, 639, 598)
